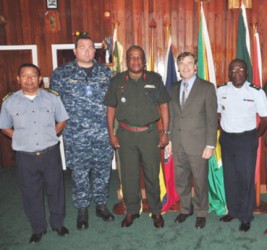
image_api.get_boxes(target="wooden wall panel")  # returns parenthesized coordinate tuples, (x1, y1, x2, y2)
(1, 0, 267, 170)
(0, 50, 32, 167)
(0, 0, 267, 83)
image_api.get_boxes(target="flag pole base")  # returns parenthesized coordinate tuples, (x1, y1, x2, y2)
(254, 201, 267, 214)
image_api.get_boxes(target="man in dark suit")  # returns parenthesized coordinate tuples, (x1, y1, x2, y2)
(166, 52, 217, 229)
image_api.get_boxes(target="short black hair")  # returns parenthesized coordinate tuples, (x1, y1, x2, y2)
(228, 58, 248, 71)
(74, 35, 94, 48)
(18, 63, 41, 76)
(177, 52, 198, 64)
(126, 45, 146, 60)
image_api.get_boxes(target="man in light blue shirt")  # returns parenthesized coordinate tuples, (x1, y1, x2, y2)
(0, 63, 69, 244)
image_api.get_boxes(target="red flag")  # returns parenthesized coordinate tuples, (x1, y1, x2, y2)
(161, 155, 179, 213)
(161, 37, 179, 213)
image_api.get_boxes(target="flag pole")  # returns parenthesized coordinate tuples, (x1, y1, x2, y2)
(164, 17, 171, 48)
(113, 21, 119, 40)
(198, 0, 201, 25)
(253, 24, 267, 213)
(111, 20, 126, 215)
(148, 18, 156, 71)
(254, 24, 261, 208)
(162, 18, 180, 212)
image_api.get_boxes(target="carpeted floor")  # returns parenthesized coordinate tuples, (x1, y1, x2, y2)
(1, 167, 267, 250)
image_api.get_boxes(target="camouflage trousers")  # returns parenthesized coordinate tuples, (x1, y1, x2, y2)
(71, 162, 112, 208)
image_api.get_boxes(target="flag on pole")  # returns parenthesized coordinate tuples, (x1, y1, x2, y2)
(112, 27, 123, 75)
(161, 36, 179, 213)
(208, 132, 227, 215)
(164, 37, 179, 92)
(236, 2, 252, 82)
(198, 3, 226, 215)
(111, 26, 123, 192)
(197, 3, 216, 85)
(253, 31, 263, 183)
(252, 32, 262, 87)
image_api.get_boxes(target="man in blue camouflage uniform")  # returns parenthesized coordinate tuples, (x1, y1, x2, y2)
(50, 36, 115, 230)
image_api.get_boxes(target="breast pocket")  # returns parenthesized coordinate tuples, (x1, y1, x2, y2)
(11, 109, 28, 129)
(145, 88, 158, 103)
(38, 107, 55, 127)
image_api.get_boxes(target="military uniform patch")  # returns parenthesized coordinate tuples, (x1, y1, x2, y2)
(47, 88, 59, 96)
(249, 84, 260, 90)
(2, 92, 13, 101)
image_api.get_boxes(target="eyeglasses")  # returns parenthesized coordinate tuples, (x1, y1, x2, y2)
(230, 67, 246, 73)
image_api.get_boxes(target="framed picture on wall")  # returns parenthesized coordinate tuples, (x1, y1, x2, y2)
(46, 0, 58, 9)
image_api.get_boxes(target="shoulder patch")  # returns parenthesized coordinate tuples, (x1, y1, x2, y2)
(145, 70, 161, 80)
(217, 82, 227, 88)
(249, 84, 261, 90)
(46, 88, 59, 96)
(2, 92, 13, 101)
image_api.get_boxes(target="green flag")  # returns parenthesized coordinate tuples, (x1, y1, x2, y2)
(236, 3, 252, 82)
(198, 3, 226, 216)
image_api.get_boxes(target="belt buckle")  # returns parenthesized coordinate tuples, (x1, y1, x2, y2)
(35, 152, 41, 156)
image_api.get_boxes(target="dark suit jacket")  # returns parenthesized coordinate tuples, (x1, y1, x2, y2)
(169, 76, 217, 156)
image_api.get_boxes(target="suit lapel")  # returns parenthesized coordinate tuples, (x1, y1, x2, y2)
(176, 81, 182, 110)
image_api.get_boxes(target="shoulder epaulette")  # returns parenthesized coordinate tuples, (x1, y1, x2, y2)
(46, 88, 59, 96)
(217, 82, 227, 88)
(2, 92, 13, 101)
(249, 84, 261, 90)
(147, 70, 160, 78)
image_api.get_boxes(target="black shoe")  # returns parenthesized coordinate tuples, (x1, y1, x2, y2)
(29, 231, 46, 244)
(152, 214, 164, 228)
(52, 226, 69, 236)
(195, 217, 206, 229)
(220, 213, 235, 222)
(77, 207, 88, 230)
(175, 213, 193, 223)
(239, 221, 250, 232)
(121, 214, 140, 227)
(96, 204, 115, 222)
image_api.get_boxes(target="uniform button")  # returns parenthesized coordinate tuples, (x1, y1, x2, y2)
(32, 110, 35, 113)
(179, 129, 181, 132)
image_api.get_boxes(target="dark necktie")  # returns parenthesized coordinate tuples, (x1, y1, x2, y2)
(181, 82, 188, 109)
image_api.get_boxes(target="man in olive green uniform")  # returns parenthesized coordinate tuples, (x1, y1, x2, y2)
(103, 45, 170, 228)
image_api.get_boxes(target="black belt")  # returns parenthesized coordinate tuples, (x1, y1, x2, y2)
(17, 143, 58, 156)
(222, 129, 257, 136)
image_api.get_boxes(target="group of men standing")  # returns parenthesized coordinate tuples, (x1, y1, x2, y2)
(0, 35, 267, 244)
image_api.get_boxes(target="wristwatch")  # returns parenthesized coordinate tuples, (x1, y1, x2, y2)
(161, 130, 171, 135)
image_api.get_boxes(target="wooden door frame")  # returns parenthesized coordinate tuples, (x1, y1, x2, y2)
(0, 45, 38, 65)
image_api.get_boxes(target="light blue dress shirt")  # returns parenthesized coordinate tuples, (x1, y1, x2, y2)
(0, 88, 69, 152)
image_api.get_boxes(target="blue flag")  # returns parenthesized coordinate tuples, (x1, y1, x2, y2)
(164, 40, 177, 92)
